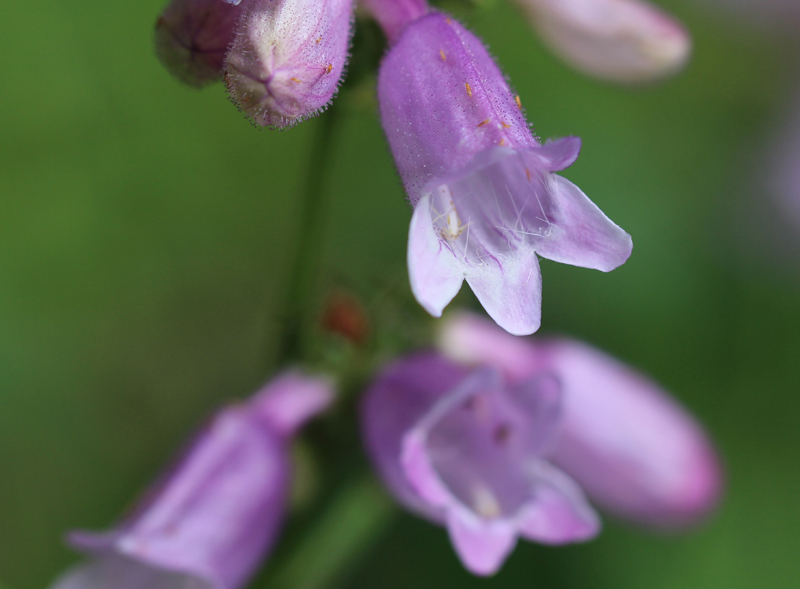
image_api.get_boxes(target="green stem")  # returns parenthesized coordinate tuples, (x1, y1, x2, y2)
(276, 109, 341, 366)
(267, 475, 397, 589)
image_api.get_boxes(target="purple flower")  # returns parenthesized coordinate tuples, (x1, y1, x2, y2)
(224, 0, 354, 127)
(362, 353, 600, 576)
(439, 312, 723, 529)
(50, 372, 334, 589)
(376, 12, 632, 335)
(155, 0, 243, 87)
(513, 0, 691, 83)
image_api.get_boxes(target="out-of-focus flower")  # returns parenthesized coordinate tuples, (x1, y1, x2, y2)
(225, 0, 354, 127)
(50, 372, 334, 589)
(374, 11, 631, 336)
(513, 0, 691, 83)
(438, 311, 723, 529)
(154, 0, 243, 87)
(771, 86, 800, 228)
(362, 353, 600, 576)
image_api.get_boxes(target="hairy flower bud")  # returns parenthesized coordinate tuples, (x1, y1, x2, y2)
(225, 0, 354, 127)
(515, 0, 691, 82)
(50, 372, 333, 589)
(155, 0, 243, 87)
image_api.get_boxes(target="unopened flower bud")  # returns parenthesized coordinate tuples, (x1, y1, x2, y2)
(321, 290, 370, 345)
(225, 0, 354, 128)
(155, 0, 243, 87)
(515, 0, 692, 83)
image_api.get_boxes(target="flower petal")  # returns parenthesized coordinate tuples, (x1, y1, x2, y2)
(408, 193, 465, 317)
(507, 373, 562, 453)
(446, 507, 518, 576)
(249, 371, 334, 438)
(517, 460, 601, 544)
(465, 250, 542, 336)
(535, 136, 582, 171)
(534, 174, 632, 272)
(400, 430, 454, 509)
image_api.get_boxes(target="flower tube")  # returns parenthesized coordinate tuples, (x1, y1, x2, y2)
(375, 12, 632, 335)
(225, 0, 354, 127)
(50, 372, 334, 589)
(514, 0, 691, 83)
(438, 311, 723, 529)
(361, 353, 600, 576)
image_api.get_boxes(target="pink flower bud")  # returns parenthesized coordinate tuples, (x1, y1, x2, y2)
(515, 0, 692, 83)
(225, 0, 354, 128)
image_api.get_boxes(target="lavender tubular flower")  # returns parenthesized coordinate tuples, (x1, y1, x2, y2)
(155, 0, 242, 87)
(514, 0, 691, 83)
(225, 0, 354, 127)
(50, 372, 334, 589)
(438, 312, 723, 529)
(362, 353, 600, 576)
(377, 13, 632, 335)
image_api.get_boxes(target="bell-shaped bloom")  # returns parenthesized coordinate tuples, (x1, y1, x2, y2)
(362, 353, 600, 576)
(155, 0, 243, 87)
(438, 312, 723, 529)
(50, 372, 334, 589)
(514, 0, 691, 83)
(225, 0, 354, 127)
(377, 13, 632, 336)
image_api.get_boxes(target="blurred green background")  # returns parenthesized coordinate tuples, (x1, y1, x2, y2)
(1, 0, 799, 587)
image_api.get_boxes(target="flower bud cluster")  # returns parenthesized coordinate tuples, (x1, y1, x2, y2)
(155, 0, 354, 127)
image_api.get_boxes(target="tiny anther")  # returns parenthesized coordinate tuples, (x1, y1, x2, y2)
(525, 168, 532, 182)
(290, 77, 301, 83)
(477, 119, 490, 128)
(515, 95, 522, 109)
(325, 64, 333, 74)
(446, 17, 453, 25)
(316, 37, 322, 44)
(501, 121, 511, 129)
(499, 138, 506, 146)
(440, 49, 446, 62)
(465, 83, 472, 97)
